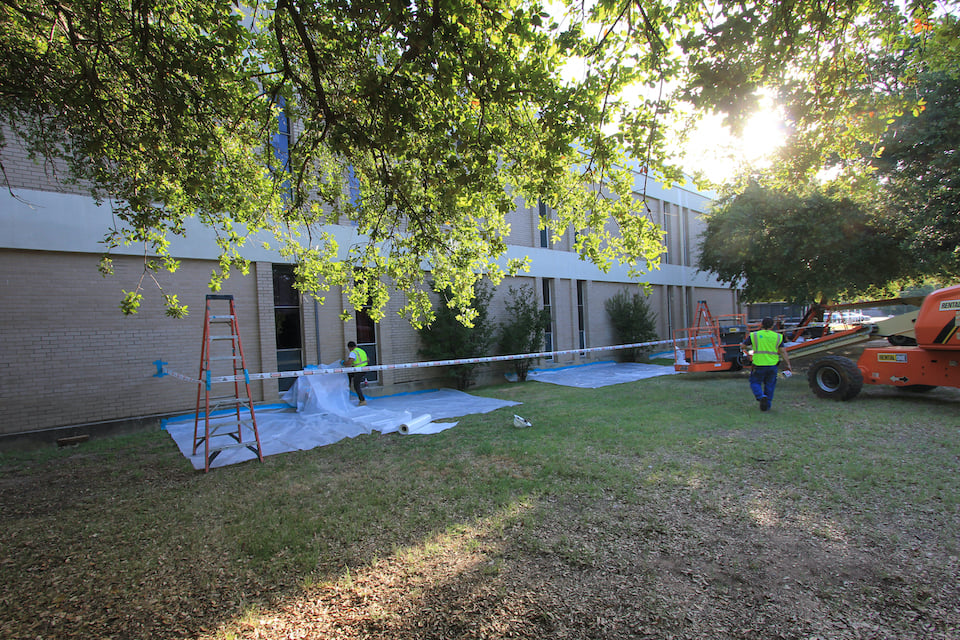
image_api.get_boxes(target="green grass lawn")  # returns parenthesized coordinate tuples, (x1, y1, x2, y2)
(2, 371, 958, 639)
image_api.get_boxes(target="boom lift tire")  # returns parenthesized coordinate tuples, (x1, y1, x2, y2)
(807, 355, 864, 401)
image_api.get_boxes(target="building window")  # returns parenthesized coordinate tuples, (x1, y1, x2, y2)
(666, 284, 675, 336)
(538, 200, 550, 248)
(542, 278, 553, 360)
(273, 264, 303, 392)
(577, 280, 586, 352)
(271, 97, 292, 199)
(662, 203, 672, 264)
(356, 305, 379, 383)
(347, 165, 361, 209)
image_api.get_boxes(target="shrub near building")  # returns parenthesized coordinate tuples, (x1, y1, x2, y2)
(605, 289, 659, 362)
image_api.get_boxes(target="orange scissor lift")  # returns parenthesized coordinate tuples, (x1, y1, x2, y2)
(673, 301, 756, 373)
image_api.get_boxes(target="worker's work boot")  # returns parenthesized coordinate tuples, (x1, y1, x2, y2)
(358, 400, 367, 406)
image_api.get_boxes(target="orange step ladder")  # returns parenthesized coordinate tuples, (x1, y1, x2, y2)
(192, 295, 263, 472)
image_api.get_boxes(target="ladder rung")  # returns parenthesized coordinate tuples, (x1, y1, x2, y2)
(209, 315, 235, 321)
(206, 441, 262, 464)
(201, 420, 255, 439)
(205, 423, 243, 438)
(209, 441, 258, 453)
(210, 355, 240, 361)
(211, 335, 237, 341)
(209, 401, 251, 411)
(209, 402, 250, 411)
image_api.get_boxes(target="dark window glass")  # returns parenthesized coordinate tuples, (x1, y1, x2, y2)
(577, 280, 586, 350)
(356, 308, 378, 382)
(542, 279, 553, 359)
(273, 263, 302, 392)
(356, 309, 377, 344)
(539, 200, 549, 248)
(273, 265, 299, 307)
(277, 349, 302, 372)
(275, 308, 302, 350)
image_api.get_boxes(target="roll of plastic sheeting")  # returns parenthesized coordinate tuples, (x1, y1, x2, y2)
(370, 412, 412, 435)
(399, 414, 433, 434)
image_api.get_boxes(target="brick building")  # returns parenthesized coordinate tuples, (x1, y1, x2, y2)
(0, 129, 738, 442)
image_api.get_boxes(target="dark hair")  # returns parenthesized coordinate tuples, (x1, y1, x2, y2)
(761, 317, 774, 329)
(347, 341, 357, 349)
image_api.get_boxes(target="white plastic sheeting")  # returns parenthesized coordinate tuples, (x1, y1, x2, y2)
(164, 360, 676, 469)
(526, 360, 677, 388)
(164, 365, 520, 470)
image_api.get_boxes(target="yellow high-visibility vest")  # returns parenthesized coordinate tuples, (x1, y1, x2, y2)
(350, 347, 368, 367)
(750, 330, 782, 366)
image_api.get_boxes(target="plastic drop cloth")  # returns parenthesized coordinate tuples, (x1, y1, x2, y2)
(164, 362, 521, 470)
(526, 360, 677, 388)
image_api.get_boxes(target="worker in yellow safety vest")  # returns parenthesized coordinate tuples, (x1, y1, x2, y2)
(345, 341, 369, 406)
(742, 318, 792, 412)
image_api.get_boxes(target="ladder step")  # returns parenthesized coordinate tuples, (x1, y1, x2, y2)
(210, 355, 240, 361)
(208, 400, 252, 411)
(196, 421, 255, 443)
(209, 315, 235, 321)
(209, 440, 258, 453)
(211, 335, 237, 341)
(206, 415, 252, 427)
(207, 441, 262, 465)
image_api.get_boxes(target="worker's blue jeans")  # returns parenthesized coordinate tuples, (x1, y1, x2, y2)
(749, 365, 779, 405)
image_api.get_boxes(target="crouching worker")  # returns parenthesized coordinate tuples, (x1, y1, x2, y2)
(743, 317, 792, 412)
(345, 341, 369, 406)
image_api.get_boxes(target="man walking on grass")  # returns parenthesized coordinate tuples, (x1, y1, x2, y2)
(743, 317, 792, 411)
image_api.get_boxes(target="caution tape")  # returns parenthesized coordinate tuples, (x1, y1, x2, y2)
(155, 337, 688, 385)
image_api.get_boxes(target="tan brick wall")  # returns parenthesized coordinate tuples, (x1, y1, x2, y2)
(586, 281, 626, 351)
(505, 200, 538, 248)
(0, 250, 264, 435)
(1, 125, 87, 196)
(691, 287, 740, 319)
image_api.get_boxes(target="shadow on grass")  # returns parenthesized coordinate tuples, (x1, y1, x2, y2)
(1, 375, 958, 639)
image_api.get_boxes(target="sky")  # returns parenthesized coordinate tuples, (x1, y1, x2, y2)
(679, 98, 788, 185)
(547, 0, 790, 186)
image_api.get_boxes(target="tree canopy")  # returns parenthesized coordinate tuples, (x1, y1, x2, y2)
(697, 182, 906, 305)
(0, 0, 944, 322)
(697, 10, 960, 304)
(871, 71, 960, 278)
